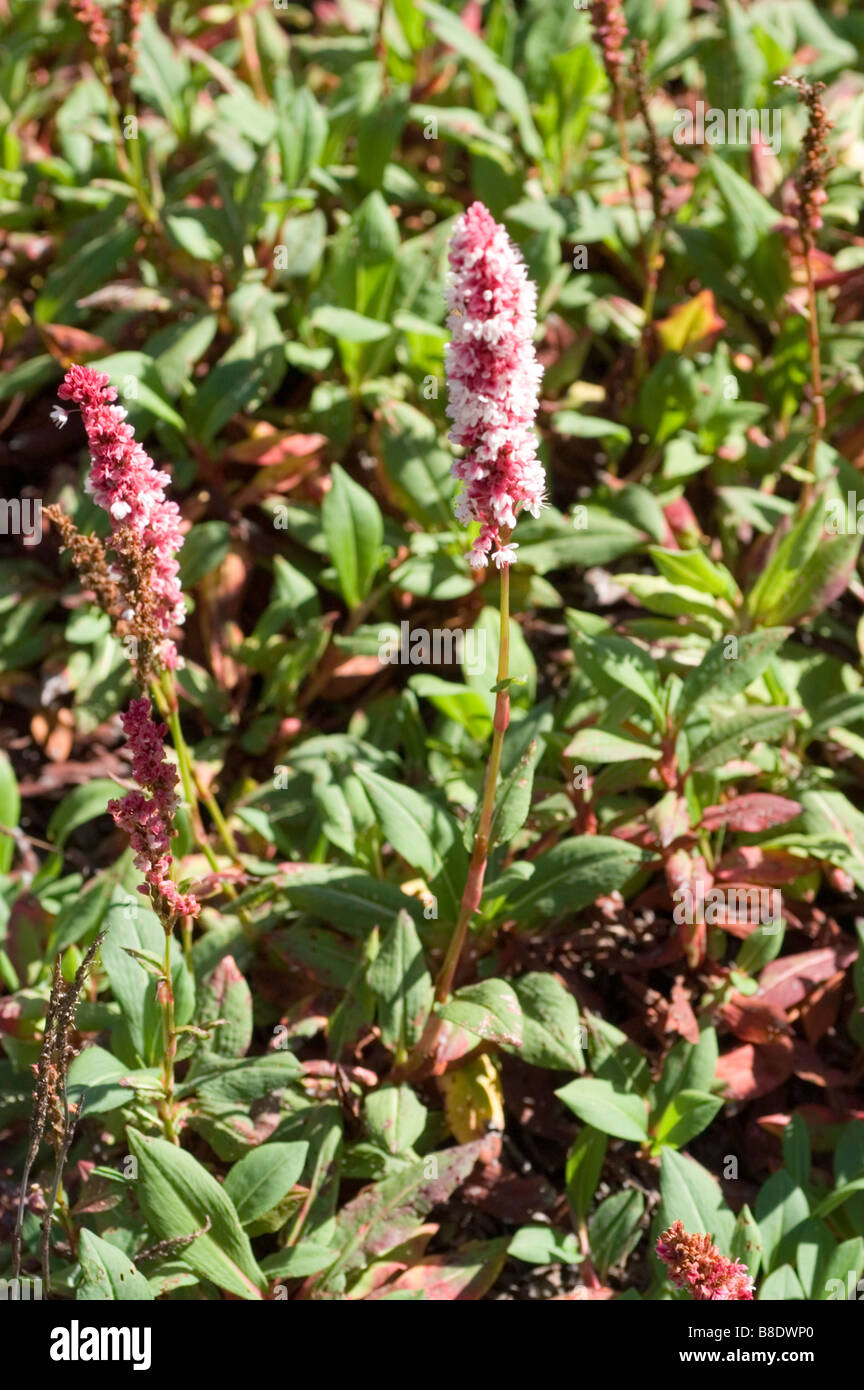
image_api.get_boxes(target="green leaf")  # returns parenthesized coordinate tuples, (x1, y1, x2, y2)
(651, 1090, 723, 1153)
(677, 630, 791, 725)
(508, 1226, 583, 1265)
(658, 1149, 735, 1252)
(0, 750, 20, 874)
(568, 626, 664, 724)
(367, 911, 433, 1055)
(352, 764, 452, 879)
(47, 780, 117, 849)
(589, 1190, 644, 1277)
(364, 1084, 427, 1156)
(566, 1128, 607, 1226)
(709, 155, 781, 259)
(758, 1265, 805, 1301)
(77, 1230, 155, 1301)
(755, 1170, 809, 1274)
(100, 893, 194, 1066)
(321, 464, 384, 609)
(503, 972, 584, 1071)
(128, 1130, 267, 1299)
(223, 1142, 308, 1227)
(418, 0, 542, 158)
(179, 521, 232, 588)
(565, 728, 661, 764)
(491, 836, 643, 926)
(311, 306, 392, 343)
(687, 706, 797, 773)
(730, 1204, 763, 1280)
(648, 547, 738, 601)
(439, 978, 523, 1048)
(782, 1113, 811, 1191)
(556, 1078, 648, 1143)
(651, 1027, 718, 1121)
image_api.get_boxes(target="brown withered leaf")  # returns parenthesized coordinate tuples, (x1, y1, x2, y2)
(38, 323, 112, 365)
(720, 994, 791, 1044)
(798, 970, 846, 1044)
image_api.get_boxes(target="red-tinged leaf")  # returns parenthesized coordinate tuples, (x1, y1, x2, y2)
(759, 1107, 864, 1150)
(38, 322, 113, 364)
(648, 793, 691, 848)
(799, 970, 846, 1044)
(363, 1238, 509, 1301)
(701, 794, 801, 833)
(460, 1159, 558, 1222)
(668, 978, 700, 1044)
(227, 430, 328, 465)
(790, 1040, 850, 1089)
(655, 290, 726, 352)
(344, 1225, 438, 1299)
(714, 846, 816, 883)
(552, 1284, 616, 1300)
(319, 1138, 496, 1288)
(720, 994, 791, 1044)
(758, 944, 858, 1012)
(716, 1040, 795, 1100)
(431, 1019, 485, 1073)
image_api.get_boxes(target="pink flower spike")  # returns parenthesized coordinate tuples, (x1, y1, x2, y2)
(445, 202, 545, 568)
(58, 364, 187, 669)
(108, 697, 199, 921)
(656, 1221, 755, 1301)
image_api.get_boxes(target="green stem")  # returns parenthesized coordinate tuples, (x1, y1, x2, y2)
(633, 224, 663, 389)
(159, 926, 179, 1144)
(397, 563, 511, 1077)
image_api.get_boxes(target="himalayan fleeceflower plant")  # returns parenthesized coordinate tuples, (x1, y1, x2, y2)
(445, 201, 544, 570)
(400, 206, 544, 1075)
(57, 363, 187, 671)
(108, 698, 200, 921)
(655, 1222, 755, 1301)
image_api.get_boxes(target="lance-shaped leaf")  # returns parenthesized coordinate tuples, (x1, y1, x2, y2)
(675, 627, 790, 725)
(367, 910, 433, 1054)
(556, 1078, 648, 1143)
(687, 707, 799, 774)
(490, 836, 644, 926)
(319, 1138, 489, 1288)
(128, 1130, 267, 1299)
(321, 463, 384, 609)
(77, 1230, 155, 1301)
(196, 954, 253, 1058)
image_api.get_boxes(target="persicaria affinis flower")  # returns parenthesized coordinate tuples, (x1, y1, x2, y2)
(445, 201, 544, 569)
(108, 697, 199, 920)
(590, 0, 628, 81)
(656, 1221, 755, 1301)
(57, 364, 186, 670)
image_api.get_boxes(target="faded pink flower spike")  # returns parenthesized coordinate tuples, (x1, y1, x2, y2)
(108, 697, 199, 920)
(656, 1221, 755, 1301)
(445, 202, 544, 569)
(58, 364, 186, 669)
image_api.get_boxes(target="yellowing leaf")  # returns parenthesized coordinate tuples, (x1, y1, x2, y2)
(438, 1053, 505, 1142)
(655, 290, 726, 353)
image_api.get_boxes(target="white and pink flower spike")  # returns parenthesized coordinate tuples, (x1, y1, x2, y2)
(58, 365, 187, 669)
(445, 201, 545, 569)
